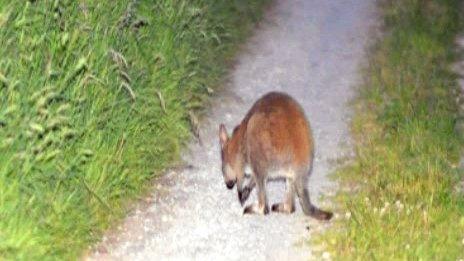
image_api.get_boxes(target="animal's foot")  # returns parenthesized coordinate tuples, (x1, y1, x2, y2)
(238, 186, 252, 206)
(271, 203, 295, 214)
(243, 203, 269, 215)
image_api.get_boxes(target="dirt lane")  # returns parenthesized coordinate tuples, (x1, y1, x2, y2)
(89, 1, 376, 260)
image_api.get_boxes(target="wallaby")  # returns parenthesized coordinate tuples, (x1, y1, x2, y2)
(218, 92, 332, 220)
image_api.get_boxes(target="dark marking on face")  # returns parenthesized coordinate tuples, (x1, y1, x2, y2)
(226, 180, 235, 189)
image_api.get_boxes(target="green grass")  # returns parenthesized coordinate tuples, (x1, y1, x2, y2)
(0, 0, 268, 259)
(316, 0, 464, 259)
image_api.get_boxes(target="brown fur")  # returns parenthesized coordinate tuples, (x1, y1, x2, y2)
(219, 92, 332, 220)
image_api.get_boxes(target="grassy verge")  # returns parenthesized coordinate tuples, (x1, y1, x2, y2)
(317, 0, 464, 259)
(0, 0, 268, 259)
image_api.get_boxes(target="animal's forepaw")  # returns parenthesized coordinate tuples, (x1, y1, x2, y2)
(238, 187, 251, 206)
(243, 205, 253, 215)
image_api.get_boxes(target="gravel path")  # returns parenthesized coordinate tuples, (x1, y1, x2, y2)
(89, 0, 376, 260)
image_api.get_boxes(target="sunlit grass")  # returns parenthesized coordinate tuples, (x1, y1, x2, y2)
(316, 0, 464, 259)
(0, 0, 268, 259)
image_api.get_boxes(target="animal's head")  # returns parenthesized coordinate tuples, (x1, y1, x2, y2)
(219, 123, 242, 190)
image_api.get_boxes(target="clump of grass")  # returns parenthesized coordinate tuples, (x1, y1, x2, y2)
(0, 0, 269, 259)
(316, 0, 464, 259)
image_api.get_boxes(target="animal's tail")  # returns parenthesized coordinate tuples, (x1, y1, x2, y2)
(295, 181, 333, 220)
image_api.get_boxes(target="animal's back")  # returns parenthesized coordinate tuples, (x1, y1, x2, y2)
(243, 92, 313, 173)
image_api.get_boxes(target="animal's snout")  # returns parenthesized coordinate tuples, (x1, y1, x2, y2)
(225, 180, 235, 189)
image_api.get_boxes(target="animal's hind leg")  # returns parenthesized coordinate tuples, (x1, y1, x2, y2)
(243, 175, 269, 215)
(271, 178, 295, 214)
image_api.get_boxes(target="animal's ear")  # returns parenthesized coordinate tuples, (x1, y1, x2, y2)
(219, 123, 228, 148)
